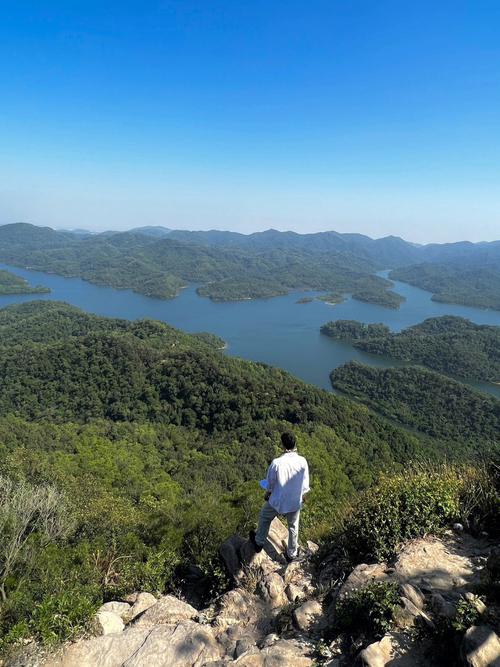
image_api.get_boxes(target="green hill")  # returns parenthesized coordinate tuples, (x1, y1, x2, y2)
(321, 316, 500, 383)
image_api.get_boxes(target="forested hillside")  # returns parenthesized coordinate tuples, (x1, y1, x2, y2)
(0, 269, 49, 295)
(321, 316, 500, 382)
(390, 262, 500, 310)
(330, 361, 500, 449)
(0, 301, 430, 648)
(0, 224, 396, 304)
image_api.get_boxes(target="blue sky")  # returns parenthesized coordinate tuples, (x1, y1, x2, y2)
(1, 1, 499, 242)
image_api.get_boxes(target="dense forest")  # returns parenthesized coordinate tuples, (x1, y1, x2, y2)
(351, 287, 405, 309)
(0, 223, 402, 306)
(0, 269, 49, 295)
(321, 316, 500, 383)
(390, 262, 500, 310)
(330, 361, 500, 449)
(0, 300, 433, 647)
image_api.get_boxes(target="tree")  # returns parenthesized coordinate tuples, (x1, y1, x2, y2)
(0, 476, 73, 601)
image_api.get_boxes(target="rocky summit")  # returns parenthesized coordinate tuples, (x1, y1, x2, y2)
(6, 518, 498, 667)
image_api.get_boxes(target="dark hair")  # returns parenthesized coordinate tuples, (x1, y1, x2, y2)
(281, 432, 296, 450)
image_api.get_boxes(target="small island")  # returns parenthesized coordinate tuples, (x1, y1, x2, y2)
(316, 292, 345, 305)
(0, 269, 50, 295)
(296, 296, 314, 304)
(351, 287, 405, 309)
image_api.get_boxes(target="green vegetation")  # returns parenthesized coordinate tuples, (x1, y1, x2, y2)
(351, 287, 405, 309)
(321, 320, 390, 340)
(391, 262, 500, 311)
(323, 316, 500, 382)
(338, 465, 499, 562)
(0, 269, 49, 295)
(0, 223, 398, 303)
(296, 296, 314, 304)
(316, 292, 345, 305)
(330, 362, 500, 448)
(335, 581, 400, 637)
(0, 300, 429, 649)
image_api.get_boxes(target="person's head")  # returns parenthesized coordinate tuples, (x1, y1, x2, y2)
(281, 432, 296, 451)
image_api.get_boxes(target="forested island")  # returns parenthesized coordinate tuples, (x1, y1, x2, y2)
(0, 223, 396, 305)
(390, 262, 500, 311)
(351, 287, 405, 309)
(330, 361, 500, 448)
(321, 316, 500, 383)
(2, 299, 496, 651)
(0, 269, 49, 295)
(3, 222, 499, 309)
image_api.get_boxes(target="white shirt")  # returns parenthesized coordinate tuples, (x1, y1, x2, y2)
(266, 451, 310, 514)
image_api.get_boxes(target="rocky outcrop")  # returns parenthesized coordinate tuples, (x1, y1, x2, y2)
(462, 625, 500, 667)
(20, 526, 498, 667)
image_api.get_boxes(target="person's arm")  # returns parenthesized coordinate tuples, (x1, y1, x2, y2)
(265, 461, 277, 500)
(301, 460, 310, 503)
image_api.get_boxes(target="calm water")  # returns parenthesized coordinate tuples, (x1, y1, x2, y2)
(1, 263, 499, 398)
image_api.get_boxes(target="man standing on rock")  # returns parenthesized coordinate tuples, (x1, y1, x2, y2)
(250, 432, 310, 563)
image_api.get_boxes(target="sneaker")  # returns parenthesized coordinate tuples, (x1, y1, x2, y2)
(249, 530, 263, 553)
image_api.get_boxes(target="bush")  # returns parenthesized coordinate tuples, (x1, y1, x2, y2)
(339, 464, 498, 562)
(335, 581, 400, 637)
(29, 588, 98, 646)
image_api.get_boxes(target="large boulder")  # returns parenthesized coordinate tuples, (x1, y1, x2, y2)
(49, 627, 152, 666)
(292, 600, 323, 633)
(98, 601, 131, 620)
(132, 595, 197, 628)
(462, 625, 500, 667)
(259, 638, 313, 666)
(213, 588, 272, 640)
(51, 621, 221, 667)
(394, 535, 485, 596)
(127, 592, 158, 622)
(122, 621, 221, 666)
(257, 572, 288, 610)
(359, 635, 393, 667)
(95, 610, 125, 636)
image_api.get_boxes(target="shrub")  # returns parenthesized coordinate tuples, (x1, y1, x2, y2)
(339, 464, 498, 562)
(335, 581, 400, 637)
(29, 588, 98, 646)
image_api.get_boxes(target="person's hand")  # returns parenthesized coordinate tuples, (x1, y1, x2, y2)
(301, 494, 307, 504)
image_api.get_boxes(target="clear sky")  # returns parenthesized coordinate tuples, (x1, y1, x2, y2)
(1, 1, 499, 243)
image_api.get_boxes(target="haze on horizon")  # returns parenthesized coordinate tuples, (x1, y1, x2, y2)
(1, 1, 500, 244)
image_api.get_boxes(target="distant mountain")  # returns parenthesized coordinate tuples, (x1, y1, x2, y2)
(0, 222, 499, 308)
(127, 225, 172, 237)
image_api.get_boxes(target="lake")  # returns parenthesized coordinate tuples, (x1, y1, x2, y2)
(1, 263, 500, 398)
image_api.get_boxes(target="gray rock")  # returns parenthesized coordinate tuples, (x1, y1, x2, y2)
(259, 638, 313, 666)
(338, 562, 389, 599)
(123, 621, 221, 666)
(257, 572, 288, 609)
(98, 601, 131, 620)
(286, 583, 305, 603)
(52, 627, 151, 666)
(359, 635, 393, 666)
(95, 610, 125, 635)
(399, 583, 425, 610)
(292, 600, 323, 632)
(462, 625, 500, 666)
(234, 637, 256, 658)
(126, 592, 157, 622)
(132, 594, 197, 628)
(431, 593, 456, 619)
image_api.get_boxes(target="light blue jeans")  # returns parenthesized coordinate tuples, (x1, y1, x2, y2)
(255, 502, 300, 558)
